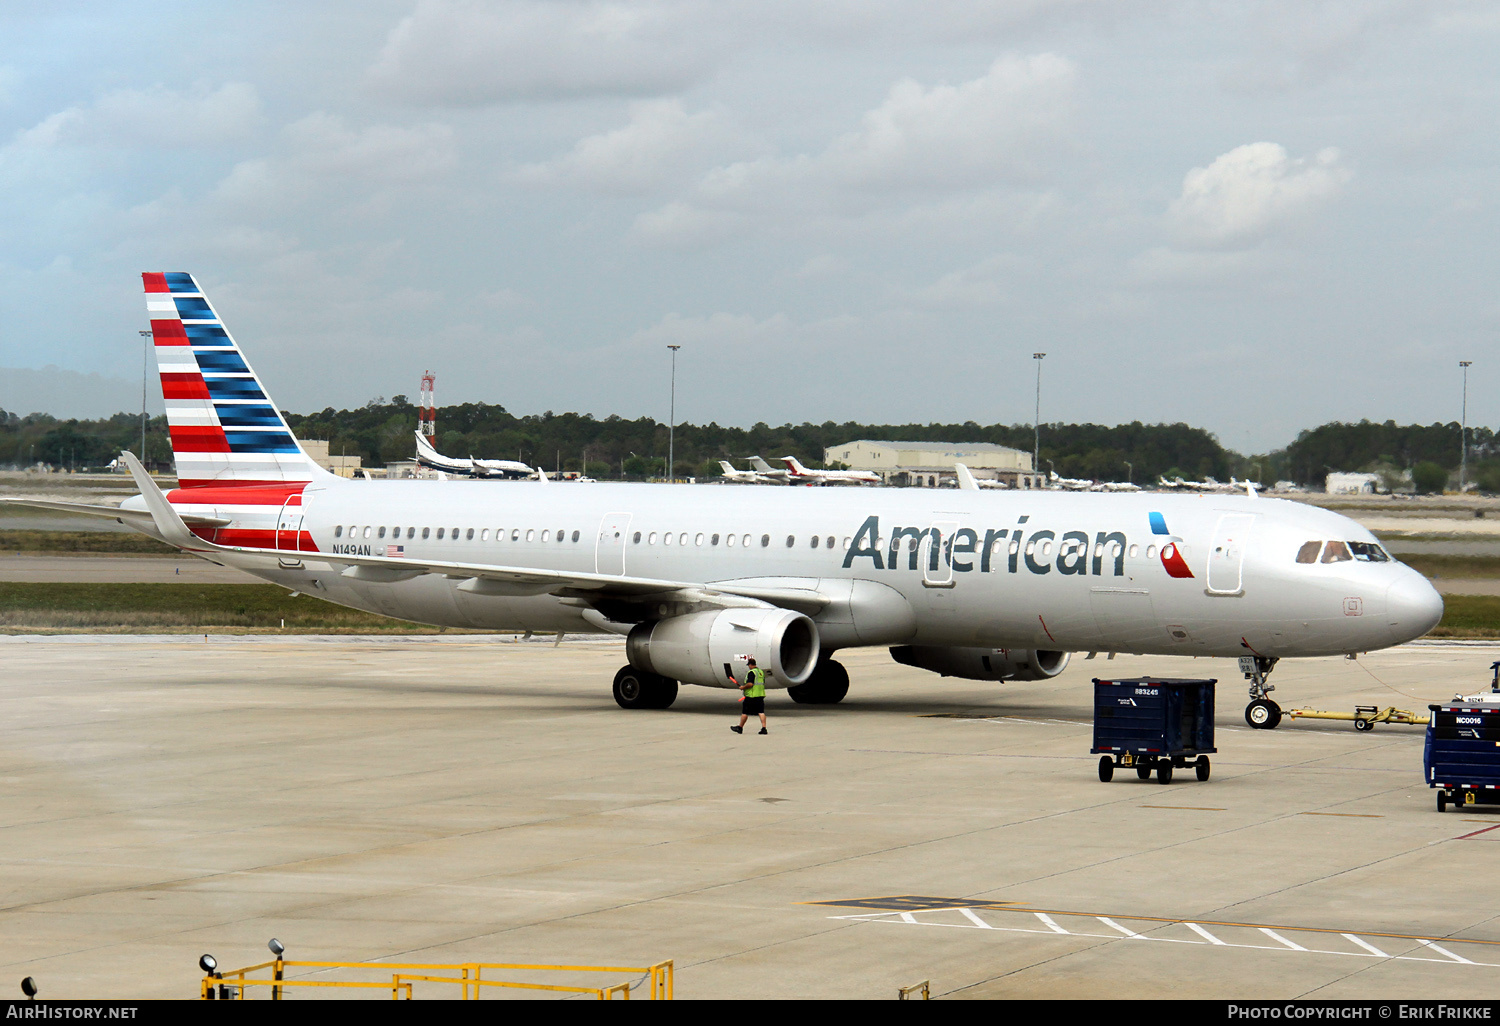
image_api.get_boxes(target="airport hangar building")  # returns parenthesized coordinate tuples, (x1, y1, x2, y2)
(822, 439, 1044, 488)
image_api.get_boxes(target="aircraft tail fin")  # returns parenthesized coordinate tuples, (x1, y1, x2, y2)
(954, 463, 979, 491)
(143, 272, 329, 489)
(781, 455, 810, 475)
(748, 455, 776, 473)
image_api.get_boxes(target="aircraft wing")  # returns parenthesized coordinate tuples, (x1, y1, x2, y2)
(114, 452, 828, 618)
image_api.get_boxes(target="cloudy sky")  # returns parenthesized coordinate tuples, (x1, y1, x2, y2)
(0, 1, 1495, 453)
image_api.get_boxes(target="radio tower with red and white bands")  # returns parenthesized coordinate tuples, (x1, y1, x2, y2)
(419, 370, 436, 439)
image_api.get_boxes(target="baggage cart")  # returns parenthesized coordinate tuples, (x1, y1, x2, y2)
(1426, 701, 1500, 812)
(1092, 677, 1217, 784)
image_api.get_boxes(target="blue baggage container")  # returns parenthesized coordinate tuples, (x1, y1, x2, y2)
(1425, 701, 1500, 812)
(1092, 677, 1216, 784)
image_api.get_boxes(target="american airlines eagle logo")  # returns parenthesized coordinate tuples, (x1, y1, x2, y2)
(1150, 511, 1195, 579)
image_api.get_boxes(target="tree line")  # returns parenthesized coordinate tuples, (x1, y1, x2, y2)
(2, 399, 1496, 491)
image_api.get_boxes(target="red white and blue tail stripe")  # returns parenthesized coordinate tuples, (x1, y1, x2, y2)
(144, 272, 327, 489)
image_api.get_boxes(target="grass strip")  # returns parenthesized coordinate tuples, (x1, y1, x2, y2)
(1427, 595, 1500, 639)
(1399, 555, 1500, 579)
(0, 582, 449, 632)
(0, 530, 176, 555)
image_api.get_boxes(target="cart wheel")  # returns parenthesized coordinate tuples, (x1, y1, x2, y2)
(1098, 756, 1114, 782)
(1196, 757, 1210, 782)
(1354, 718, 1373, 732)
(1437, 791, 1448, 813)
(1136, 763, 1152, 780)
(1157, 761, 1173, 784)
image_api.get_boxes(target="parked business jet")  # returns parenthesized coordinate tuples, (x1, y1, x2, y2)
(2, 273, 1445, 730)
(781, 456, 881, 486)
(414, 431, 533, 479)
(718, 461, 780, 485)
(747, 456, 791, 482)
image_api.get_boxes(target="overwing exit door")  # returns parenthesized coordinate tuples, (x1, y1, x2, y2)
(596, 512, 632, 575)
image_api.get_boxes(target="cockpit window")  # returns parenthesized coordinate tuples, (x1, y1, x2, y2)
(1296, 541, 1321, 564)
(1348, 541, 1390, 562)
(1321, 541, 1353, 564)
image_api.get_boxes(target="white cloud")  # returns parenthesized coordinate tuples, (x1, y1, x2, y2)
(1168, 143, 1351, 249)
(634, 54, 1076, 245)
(369, 0, 719, 104)
(514, 100, 746, 194)
(910, 254, 1026, 307)
(14, 82, 263, 149)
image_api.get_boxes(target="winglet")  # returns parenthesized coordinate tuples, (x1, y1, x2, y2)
(120, 451, 198, 548)
(954, 463, 979, 491)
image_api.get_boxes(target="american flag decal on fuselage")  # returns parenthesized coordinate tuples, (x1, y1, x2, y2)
(143, 272, 324, 490)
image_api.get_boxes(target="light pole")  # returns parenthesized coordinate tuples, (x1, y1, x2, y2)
(1460, 361, 1472, 493)
(1123, 460, 1133, 485)
(139, 330, 152, 464)
(1032, 352, 1046, 483)
(667, 345, 681, 482)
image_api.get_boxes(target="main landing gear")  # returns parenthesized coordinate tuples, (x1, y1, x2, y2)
(612, 666, 678, 709)
(787, 656, 849, 705)
(1242, 655, 1281, 729)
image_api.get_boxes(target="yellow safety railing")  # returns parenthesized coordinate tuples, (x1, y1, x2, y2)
(200, 958, 673, 1000)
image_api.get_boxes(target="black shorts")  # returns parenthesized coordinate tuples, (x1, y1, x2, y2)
(742, 696, 765, 715)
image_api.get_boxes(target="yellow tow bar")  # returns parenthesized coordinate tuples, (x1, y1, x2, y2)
(1284, 705, 1429, 731)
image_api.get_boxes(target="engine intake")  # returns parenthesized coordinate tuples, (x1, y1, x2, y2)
(627, 608, 820, 689)
(889, 646, 1069, 682)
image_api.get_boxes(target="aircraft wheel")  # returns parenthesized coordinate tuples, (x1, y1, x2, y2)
(1246, 699, 1281, 729)
(612, 666, 675, 709)
(787, 660, 849, 705)
(1196, 757, 1211, 782)
(1157, 761, 1174, 784)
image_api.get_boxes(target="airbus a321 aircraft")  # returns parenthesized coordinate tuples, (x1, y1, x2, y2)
(6, 272, 1444, 729)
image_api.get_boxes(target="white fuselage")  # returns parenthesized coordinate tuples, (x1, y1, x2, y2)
(140, 479, 1443, 661)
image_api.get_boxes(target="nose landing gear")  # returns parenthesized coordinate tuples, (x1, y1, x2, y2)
(1242, 655, 1281, 729)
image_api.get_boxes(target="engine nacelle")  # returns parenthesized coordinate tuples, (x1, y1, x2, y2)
(889, 646, 1070, 682)
(627, 608, 820, 689)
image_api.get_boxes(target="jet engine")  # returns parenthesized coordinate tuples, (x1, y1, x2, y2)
(627, 608, 820, 689)
(889, 646, 1070, 682)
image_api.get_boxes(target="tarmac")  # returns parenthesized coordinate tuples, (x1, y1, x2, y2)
(3, 635, 1500, 1000)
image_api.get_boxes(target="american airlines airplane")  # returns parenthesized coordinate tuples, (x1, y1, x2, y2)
(5, 273, 1445, 730)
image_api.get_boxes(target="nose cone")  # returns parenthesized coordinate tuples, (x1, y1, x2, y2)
(1386, 574, 1444, 644)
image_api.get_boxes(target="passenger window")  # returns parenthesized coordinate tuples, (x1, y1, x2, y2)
(1146, 544, 1156, 560)
(422, 527, 430, 540)
(711, 533, 720, 546)
(633, 531, 642, 544)
(761, 534, 770, 547)
(825, 536, 835, 549)
(378, 527, 387, 538)
(649, 532, 658, 545)
(511, 529, 520, 541)
(809, 536, 818, 548)
(362, 526, 372, 539)
(557, 528, 565, 541)
(542, 530, 551, 542)
(466, 528, 475, 540)
(842, 538, 850, 550)
(437, 528, 445, 539)
(1128, 544, 1138, 558)
(450, 527, 458, 538)
(407, 527, 415, 539)
(742, 534, 752, 547)
(695, 533, 704, 546)
(525, 529, 535, 542)
(572, 530, 580, 542)
(481, 529, 489, 541)
(1321, 541, 1353, 564)
(1296, 541, 1321, 564)
(662, 532, 671, 546)
(392, 526, 400, 537)
(786, 535, 795, 548)
(334, 526, 343, 538)
(727, 534, 736, 547)
(679, 533, 687, 546)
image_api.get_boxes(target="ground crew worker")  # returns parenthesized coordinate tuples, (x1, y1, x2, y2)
(730, 658, 769, 735)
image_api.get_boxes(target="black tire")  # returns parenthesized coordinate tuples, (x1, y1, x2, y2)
(1157, 761, 1173, 784)
(787, 659, 850, 705)
(1136, 764, 1152, 780)
(1196, 757, 1210, 782)
(1098, 756, 1114, 782)
(1246, 699, 1279, 729)
(1355, 718, 1373, 732)
(1437, 791, 1448, 813)
(612, 666, 674, 709)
